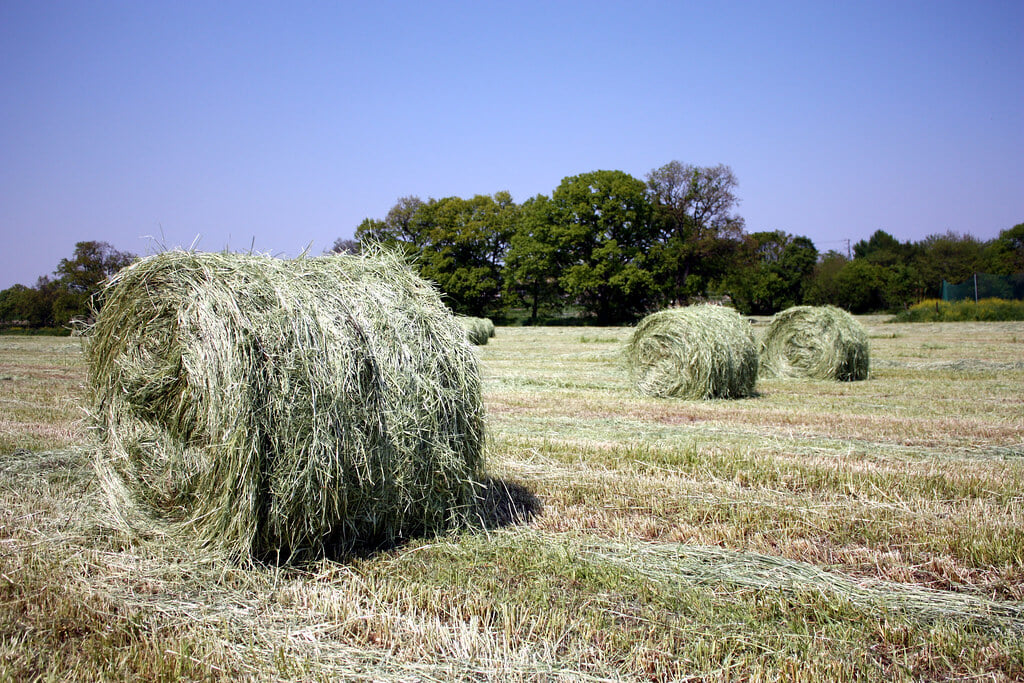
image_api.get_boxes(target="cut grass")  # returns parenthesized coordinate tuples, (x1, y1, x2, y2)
(1, 320, 1023, 679)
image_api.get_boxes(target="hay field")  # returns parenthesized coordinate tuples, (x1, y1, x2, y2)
(1, 319, 1023, 680)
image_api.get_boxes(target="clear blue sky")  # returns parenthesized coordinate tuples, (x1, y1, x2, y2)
(2, 0, 1021, 289)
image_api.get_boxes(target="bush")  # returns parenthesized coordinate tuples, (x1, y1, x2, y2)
(893, 298, 1024, 322)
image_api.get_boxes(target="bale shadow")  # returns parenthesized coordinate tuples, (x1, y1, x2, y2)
(474, 476, 543, 530)
(263, 477, 542, 566)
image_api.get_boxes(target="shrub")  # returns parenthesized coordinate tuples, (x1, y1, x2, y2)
(893, 298, 1024, 322)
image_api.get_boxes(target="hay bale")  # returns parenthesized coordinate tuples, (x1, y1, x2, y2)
(625, 305, 758, 399)
(758, 305, 870, 381)
(85, 249, 486, 561)
(457, 316, 490, 345)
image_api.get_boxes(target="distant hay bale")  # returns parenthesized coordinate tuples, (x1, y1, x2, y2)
(85, 249, 486, 561)
(625, 305, 758, 399)
(758, 305, 870, 381)
(457, 316, 491, 345)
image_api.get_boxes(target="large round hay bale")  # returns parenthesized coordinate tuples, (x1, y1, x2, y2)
(758, 305, 870, 381)
(85, 249, 485, 560)
(457, 316, 490, 345)
(625, 305, 758, 399)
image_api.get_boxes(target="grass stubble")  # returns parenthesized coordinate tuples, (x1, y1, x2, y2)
(1, 318, 1023, 680)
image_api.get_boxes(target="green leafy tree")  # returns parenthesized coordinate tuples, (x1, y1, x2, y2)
(50, 240, 136, 324)
(55, 241, 135, 295)
(726, 231, 818, 314)
(354, 196, 427, 255)
(806, 251, 849, 305)
(852, 229, 919, 267)
(986, 223, 1024, 275)
(913, 231, 985, 298)
(0, 284, 47, 327)
(415, 193, 517, 316)
(503, 194, 564, 324)
(645, 162, 746, 304)
(831, 259, 890, 313)
(550, 170, 656, 324)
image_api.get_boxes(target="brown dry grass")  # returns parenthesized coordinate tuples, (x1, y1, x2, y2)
(2, 320, 1023, 680)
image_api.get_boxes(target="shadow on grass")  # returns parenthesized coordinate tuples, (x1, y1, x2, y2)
(262, 477, 543, 565)
(475, 476, 543, 529)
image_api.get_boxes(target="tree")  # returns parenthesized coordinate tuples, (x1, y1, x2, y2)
(852, 229, 907, 267)
(550, 170, 656, 324)
(414, 193, 517, 316)
(47, 240, 136, 324)
(645, 162, 746, 304)
(726, 231, 818, 315)
(913, 231, 985, 298)
(0, 284, 44, 326)
(327, 238, 360, 255)
(831, 259, 890, 313)
(986, 223, 1024, 275)
(806, 251, 849, 305)
(504, 195, 565, 323)
(55, 241, 135, 295)
(354, 196, 427, 254)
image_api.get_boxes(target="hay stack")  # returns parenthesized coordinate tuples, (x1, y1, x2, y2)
(625, 305, 758, 399)
(85, 249, 485, 560)
(457, 316, 491, 345)
(758, 305, 869, 381)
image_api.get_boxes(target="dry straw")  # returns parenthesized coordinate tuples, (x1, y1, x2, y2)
(457, 316, 492, 345)
(625, 305, 758, 399)
(85, 248, 486, 561)
(759, 305, 870, 381)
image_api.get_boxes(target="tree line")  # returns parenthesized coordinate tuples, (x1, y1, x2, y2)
(0, 241, 135, 332)
(3, 161, 1022, 330)
(340, 161, 1024, 323)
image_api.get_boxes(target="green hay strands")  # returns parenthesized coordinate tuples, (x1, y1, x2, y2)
(85, 249, 486, 561)
(625, 305, 758, 399)
(759, 305, 870, 381)
(457, 316, 492, 345)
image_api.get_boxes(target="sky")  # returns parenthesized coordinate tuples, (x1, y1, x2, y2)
(1, 0, 1022, 289)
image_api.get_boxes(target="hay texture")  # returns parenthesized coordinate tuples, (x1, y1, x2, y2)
(457, 316, 491, 345)
(85, 249, 485, 560)
(759, 305, 869, 381)
(625, 305, 758, 399)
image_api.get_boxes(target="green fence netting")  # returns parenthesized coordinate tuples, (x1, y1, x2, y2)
(941, 273, 1024, 301)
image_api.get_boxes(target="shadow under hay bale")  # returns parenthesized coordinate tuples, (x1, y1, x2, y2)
(85, 249, 486, 563)
(759, 305, 870, 381)
(475, 477, 543, 529)
(625, 305, 758, 399)
(260, 476, 542, 564)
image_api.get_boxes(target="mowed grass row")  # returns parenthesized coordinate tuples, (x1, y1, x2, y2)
(1, 321, 1023, 680)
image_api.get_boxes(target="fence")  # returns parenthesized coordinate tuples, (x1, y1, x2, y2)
(941, 273, 1024, 302)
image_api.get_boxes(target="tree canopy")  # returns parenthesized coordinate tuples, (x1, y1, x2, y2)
(4, 166, 1021, 333)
